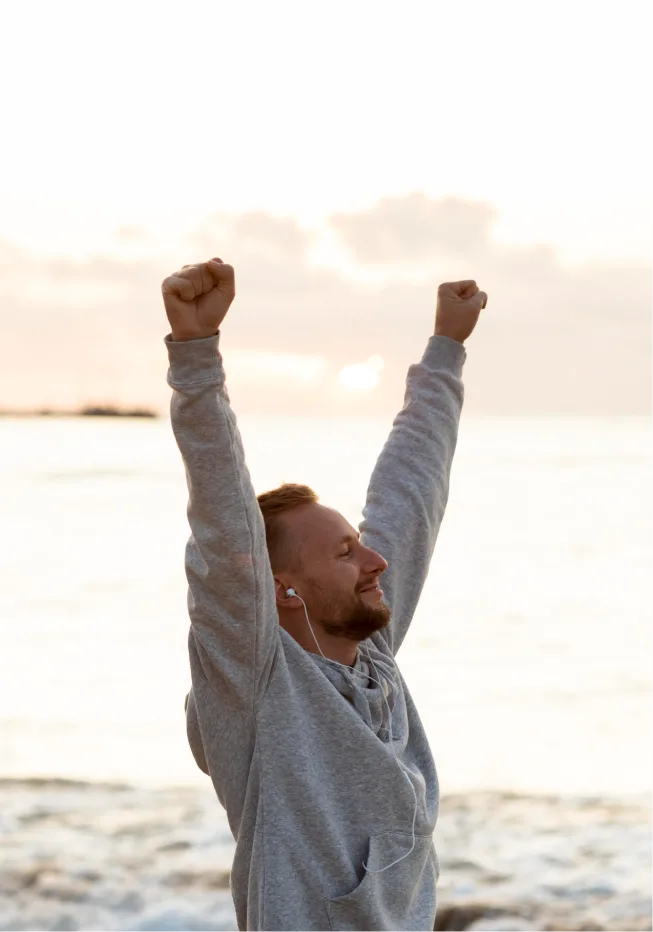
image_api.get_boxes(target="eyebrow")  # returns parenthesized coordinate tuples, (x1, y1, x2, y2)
(339, 532, 361, 545)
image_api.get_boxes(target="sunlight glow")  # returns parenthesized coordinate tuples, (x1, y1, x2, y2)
(337, 356, 384, 392)
(229, 351, 329, 384)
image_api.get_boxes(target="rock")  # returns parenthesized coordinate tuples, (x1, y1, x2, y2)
(157, 840, 191, 853)
(164, 868, 231, 889)
(69, 868, 102, 883)
(0, 866, 40, 893)
(434, 904, 496, 930)
(35, 872, 89, 902)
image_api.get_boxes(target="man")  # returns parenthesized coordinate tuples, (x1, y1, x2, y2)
(162, 258, 487, 931)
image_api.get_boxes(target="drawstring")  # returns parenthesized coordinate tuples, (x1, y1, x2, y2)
(296, 596, 419, 873)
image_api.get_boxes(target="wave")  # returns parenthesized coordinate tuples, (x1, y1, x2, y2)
(1, 779, 650, 931)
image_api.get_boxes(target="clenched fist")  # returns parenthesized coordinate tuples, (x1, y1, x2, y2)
(434, 280, 488, 345)
(162, 258, 236, 342)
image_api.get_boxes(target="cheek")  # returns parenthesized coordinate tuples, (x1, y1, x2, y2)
(340, 562, 360, 592)
(311, 561, 358, 601)
(324, 561, 355, 590)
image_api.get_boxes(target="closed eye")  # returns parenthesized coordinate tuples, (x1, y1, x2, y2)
(338, 532, 360, 558)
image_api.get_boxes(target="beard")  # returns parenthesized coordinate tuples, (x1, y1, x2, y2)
(321, 589, 391, 642)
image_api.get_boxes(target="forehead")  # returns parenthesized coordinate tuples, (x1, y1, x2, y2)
(284, 503, 357, 552)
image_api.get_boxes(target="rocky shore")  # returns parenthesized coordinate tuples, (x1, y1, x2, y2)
(0, 779, 650, 931)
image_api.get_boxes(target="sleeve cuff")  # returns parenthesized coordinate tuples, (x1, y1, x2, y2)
(164, 331, 224, 389)
(421, 334, 467, 374)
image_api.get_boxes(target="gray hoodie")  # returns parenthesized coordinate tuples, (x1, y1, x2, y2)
(166, 331, 466, 931)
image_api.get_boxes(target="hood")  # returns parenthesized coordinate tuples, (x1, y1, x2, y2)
(311, 638, 398, 741)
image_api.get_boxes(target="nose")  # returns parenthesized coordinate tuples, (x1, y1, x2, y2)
(364, 546, 388, 574)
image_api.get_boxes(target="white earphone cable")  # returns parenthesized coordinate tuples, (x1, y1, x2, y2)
(287, 588, 418, 873)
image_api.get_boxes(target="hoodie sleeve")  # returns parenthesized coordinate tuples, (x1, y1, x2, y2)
(166, 331, 279, 713)
(359, 335, 466, 655)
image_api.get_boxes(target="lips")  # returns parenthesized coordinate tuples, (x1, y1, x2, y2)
(360, 584, 382, 593)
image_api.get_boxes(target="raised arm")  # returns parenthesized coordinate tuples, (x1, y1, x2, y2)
(163, 259, 279, 713)
(360, 281, 488, 655)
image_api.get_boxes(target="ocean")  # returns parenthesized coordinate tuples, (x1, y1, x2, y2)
(0, 413, 651, 931)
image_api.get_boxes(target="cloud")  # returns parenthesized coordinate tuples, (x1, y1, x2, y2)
(114, 226, 150, 244)
(330, 193, 498, 261)
(0, 195, 650, 416)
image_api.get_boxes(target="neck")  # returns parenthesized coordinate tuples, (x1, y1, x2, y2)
(279, 616, 358, 665)
(305, 637, 358, 667)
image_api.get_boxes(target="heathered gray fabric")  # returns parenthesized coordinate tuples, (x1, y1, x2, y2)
(166, 331, 466, 931)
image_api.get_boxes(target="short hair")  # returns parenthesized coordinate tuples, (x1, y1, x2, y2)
(257, 483, 319, 572)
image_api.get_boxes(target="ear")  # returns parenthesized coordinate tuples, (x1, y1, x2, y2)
(274, 576, 300, 610)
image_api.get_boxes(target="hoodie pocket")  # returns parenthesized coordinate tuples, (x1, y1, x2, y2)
(325, 831, 438, 932)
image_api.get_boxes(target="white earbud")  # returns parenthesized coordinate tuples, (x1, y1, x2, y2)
(286, 588, 296, 598)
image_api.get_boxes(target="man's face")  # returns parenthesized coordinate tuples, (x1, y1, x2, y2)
(281, 503, 391, 642)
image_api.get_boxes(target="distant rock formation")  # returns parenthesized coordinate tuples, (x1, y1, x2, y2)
(78, 406, 157, 418)
(0, 406, 158, 418)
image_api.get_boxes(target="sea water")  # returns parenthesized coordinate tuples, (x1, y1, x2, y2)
(0, 414, 650, 931)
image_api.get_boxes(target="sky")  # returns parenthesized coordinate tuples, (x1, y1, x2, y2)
(0, 0, 650, 416)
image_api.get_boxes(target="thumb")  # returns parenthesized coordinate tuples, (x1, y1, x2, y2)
(476, 290, 488, 310)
